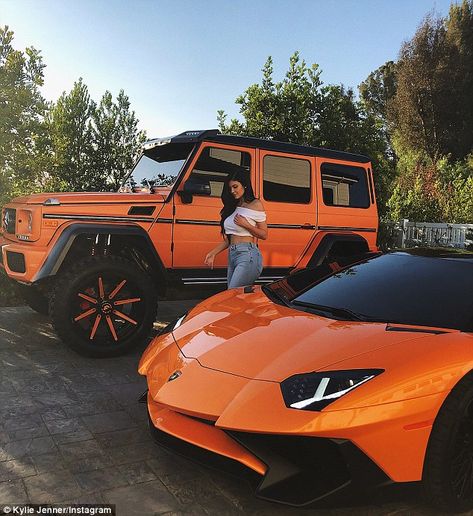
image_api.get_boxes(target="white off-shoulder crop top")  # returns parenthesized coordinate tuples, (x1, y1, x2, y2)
(224, 206, 266, 237)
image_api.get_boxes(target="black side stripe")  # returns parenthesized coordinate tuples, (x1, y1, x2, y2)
(42, 214, 154, 223)
(268, 224, 316, 229)
(176, 219, 220, 226)
(318, 226, 377, 233)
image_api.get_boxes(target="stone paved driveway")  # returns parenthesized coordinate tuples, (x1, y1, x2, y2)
(0, 303, 439, 515)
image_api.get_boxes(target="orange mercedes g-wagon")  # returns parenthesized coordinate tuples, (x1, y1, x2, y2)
(0, 130, 378, 356)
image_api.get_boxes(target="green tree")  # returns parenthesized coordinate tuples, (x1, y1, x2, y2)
(389, 15, 462, 162)
(446, 0, 473, 159)
(46, 78, 95, 191)
(91, 90, 146, 190)
(0, 25, 47, 205)
(218, 53, 324, 144)
(359, 61, 397, 125)
(218, 52, 393, 213)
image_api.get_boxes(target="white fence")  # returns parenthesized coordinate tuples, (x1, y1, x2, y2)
(396, 220, 473, 249)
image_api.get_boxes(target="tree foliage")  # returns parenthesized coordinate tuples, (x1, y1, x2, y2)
(46, 78, 95, 190)
(0, 25, 47, 206)
(0, 27, 146, 201)
(376, 3, 473, 223)
(389, 15, 462, 162)
(91, 90, 146, 191)
(218, 52, 394, 213)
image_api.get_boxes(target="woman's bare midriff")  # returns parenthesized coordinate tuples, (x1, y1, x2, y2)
(230, 235, 256, 244)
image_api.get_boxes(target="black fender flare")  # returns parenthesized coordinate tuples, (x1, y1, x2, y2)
(306, 233, 369, 268)
(34, 223, 166, 284)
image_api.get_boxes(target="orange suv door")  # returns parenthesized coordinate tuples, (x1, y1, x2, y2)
(258, 150, 317, 268)
(172, 143, 256, 270)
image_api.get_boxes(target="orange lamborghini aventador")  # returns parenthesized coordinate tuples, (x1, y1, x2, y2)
(138, 249, 473, 511)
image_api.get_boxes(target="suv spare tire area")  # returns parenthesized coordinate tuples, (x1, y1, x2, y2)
(50, 255, 157, 357)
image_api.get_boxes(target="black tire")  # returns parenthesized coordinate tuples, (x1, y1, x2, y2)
(17, 283, 49, 315)
(423, 372, 473, 512)
(50, 255, 157, 357)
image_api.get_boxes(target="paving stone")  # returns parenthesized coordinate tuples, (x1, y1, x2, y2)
(0, 379, 16, 394)
(147, 452, 207, 486)
(81, 410, 137, 434)
(30, 452, 68, 474)
(0, 402, 40, 418)
(7, 422, 50, 441)
(107, 441, 159, 466)
(67, 455, 114, 474)
(65, 492, 106, 504)
(0, 440, 33, 462)
(26, 437, 57, 456)
(11, 378, 65, 394)
(41, 408, 69, 421)
(43, 417, 87, 435)
(0, 458, 36, 481)
(124, 404, 149, 423)
(74, 467, 128, 493)
(51, 428, 94, 445)
(2, 413, 43, 432)
(117, 461, 157, 484)
(58, 440, 107, 462)
(94, 427, 150, 449)
(32, 390, 79, 407)
(63, 400, 123, 418)
(106, 381, 148, 406)
(0, 479, 29, 503)
(102, 480, 179, 515)
(23, 470, 83, 503)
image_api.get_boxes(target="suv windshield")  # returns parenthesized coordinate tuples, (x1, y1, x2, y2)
(121, 142, 194, 190)
(266, 253, 473, 331)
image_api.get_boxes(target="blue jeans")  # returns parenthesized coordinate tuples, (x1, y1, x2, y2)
(227, 243, 263, 288)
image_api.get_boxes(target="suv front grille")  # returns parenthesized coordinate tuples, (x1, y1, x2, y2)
(2, 208, 16, 234)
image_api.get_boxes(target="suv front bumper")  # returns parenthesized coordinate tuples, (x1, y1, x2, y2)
(0, 234, 48, 282)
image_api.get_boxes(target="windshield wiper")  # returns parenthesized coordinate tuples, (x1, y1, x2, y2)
(262, 285, 289, 306)
(291, 301, 366, 321)
(291, 301, 404, 324)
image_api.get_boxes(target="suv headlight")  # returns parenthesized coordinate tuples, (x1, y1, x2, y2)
(281, 369, 384, 411)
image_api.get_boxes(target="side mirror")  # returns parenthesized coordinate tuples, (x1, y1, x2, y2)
(178, 191, 193, 204)
(184, 181, 211, 196)
(178, 180, 211, 204)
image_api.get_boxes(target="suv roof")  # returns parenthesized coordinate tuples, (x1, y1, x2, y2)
(143, 129, 371, 164)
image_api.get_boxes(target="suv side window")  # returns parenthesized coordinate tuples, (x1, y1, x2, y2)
(321, 163, 370, 208)
(263, 155, 311, 203)
(186, 147, 251, 197)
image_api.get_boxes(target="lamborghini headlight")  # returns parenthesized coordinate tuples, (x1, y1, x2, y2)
(281, 369, 384, 411)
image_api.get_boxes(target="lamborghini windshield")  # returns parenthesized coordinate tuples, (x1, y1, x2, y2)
(265, 251, 473, 331)
(121, 142, 194, 190)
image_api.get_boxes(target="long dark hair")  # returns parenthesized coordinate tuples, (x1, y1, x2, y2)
(220, 169, 256, 235)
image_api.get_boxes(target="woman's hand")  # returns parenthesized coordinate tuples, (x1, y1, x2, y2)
(204, 251, 216, 269)
(234, 214, 251, 229)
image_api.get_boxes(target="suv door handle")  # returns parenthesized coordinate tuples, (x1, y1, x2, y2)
(301, 224, 316, 230)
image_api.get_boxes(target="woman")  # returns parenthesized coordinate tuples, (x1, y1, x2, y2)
(204, 170, 267, 288)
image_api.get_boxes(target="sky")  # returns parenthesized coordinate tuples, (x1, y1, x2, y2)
(1, 0, 456, 138)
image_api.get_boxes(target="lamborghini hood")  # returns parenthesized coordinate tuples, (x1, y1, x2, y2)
(171, 288, 431, 382)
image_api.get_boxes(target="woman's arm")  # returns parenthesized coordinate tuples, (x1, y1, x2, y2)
(204, 236, 229, 268)
(234, 215, 268, 240)
(234, 200, 268, 240)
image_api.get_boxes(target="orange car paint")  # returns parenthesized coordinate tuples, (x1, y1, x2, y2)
(139, 288, 473, 485)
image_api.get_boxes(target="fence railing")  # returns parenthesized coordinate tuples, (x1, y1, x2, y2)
(380, 220, 473, 250)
